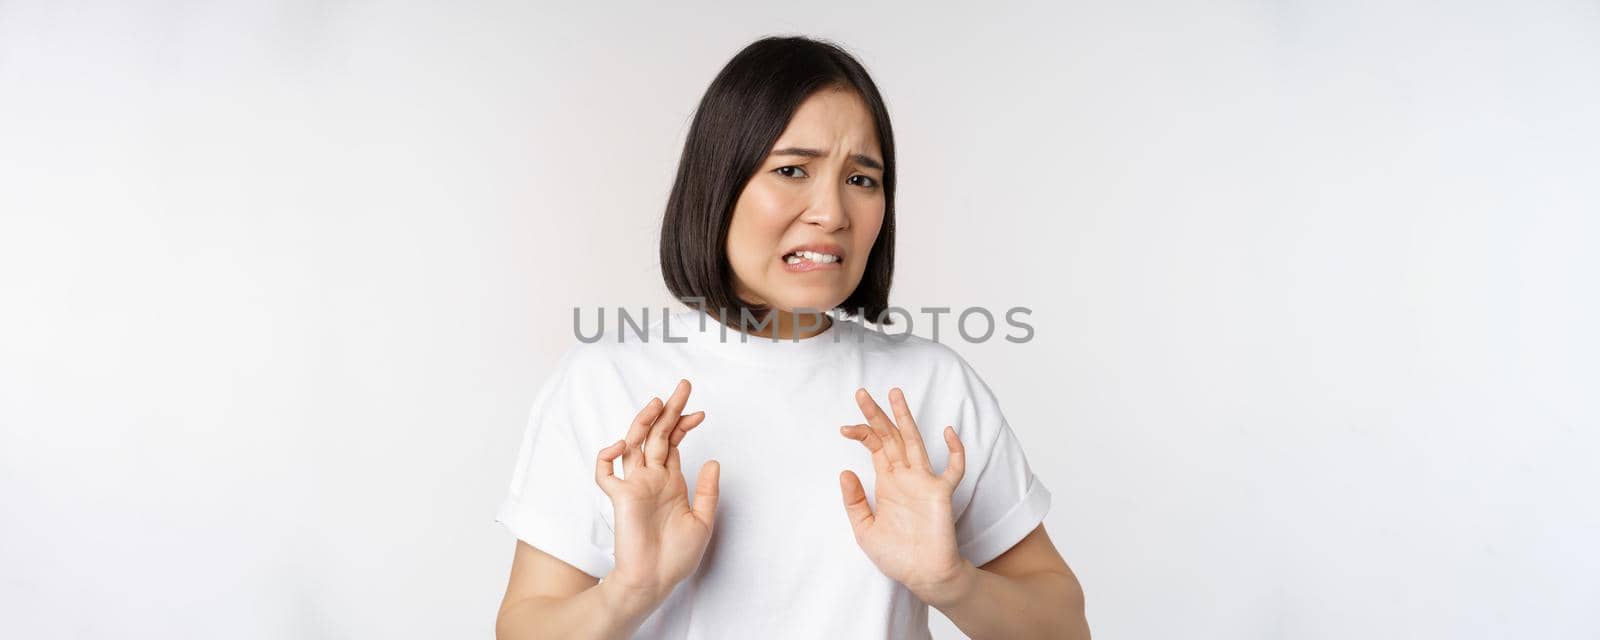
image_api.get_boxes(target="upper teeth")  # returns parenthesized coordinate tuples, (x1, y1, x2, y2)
(787, 250, 839, 264)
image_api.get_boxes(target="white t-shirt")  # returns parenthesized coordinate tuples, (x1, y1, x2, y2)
(494, 308, 1051, 639)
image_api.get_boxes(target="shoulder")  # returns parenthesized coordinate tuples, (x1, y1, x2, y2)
(855, 322, 990, 388)
(554, 308, 678, 374)
(535, 334, 640, 404)
(852, 323, 1012, 432)
(522, 338, 640, 447)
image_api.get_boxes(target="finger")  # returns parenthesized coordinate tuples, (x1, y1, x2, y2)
(624, 397, 664, 470)
(838, 470, 875, 536)
(839, 424, 891, 474)
(691, 460, 720, 526)
(668, 411, 706, 448)
(647, 379, 691, 467)
(855, 388, 907, 468)
(666, 443, 682, 475)
(940, 426, 967, 486)
(889, 387, 931, 471)
(594, 439, 626, 490)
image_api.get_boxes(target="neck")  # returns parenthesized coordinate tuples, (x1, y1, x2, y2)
(728, 308, 833, 340)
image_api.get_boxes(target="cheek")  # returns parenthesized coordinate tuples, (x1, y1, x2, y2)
(727, 181, 794, 267)
(741, 180, 796, 225)
(853, 206, 886, 269)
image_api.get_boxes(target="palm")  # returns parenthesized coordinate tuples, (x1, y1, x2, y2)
(611, 460, 712, 589)
(839, 387, 972, 599)
(854, 469, 961, 584)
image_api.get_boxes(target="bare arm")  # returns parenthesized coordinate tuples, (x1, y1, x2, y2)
(923, 525, 1090, 640)
(495, 541, 666, 640)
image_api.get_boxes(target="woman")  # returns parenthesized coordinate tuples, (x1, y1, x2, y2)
(494, 36, 1090, 639)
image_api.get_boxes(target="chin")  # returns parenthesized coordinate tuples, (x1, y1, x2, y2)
(771, 294, 846, 314)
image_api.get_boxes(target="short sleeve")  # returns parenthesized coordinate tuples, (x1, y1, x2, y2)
(949, 357, 1053, 568)
(494, 345, 617, 578)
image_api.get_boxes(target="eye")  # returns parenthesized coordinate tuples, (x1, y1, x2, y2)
(848, 175, 878, 188)
(775, 166, 809, 179)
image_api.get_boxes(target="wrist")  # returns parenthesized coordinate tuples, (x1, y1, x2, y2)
(912, 559, 980, 610)
(597, 577, 667, 619)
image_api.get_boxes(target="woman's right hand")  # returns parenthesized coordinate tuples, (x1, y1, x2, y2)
(593, 379, 720, 605)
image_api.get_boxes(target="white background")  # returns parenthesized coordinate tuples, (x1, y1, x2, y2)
(2, 2, 1596, 638)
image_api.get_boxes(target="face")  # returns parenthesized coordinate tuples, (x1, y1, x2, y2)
(725, 87, 887, 315)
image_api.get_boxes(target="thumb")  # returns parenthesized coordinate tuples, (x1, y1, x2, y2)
(838, 470, 875, 534)
(691, 460, 720, 525)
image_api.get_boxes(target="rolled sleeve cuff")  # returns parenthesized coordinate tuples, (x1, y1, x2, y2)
(957, 475, 1052, 568)
(495, 499, 615, 579)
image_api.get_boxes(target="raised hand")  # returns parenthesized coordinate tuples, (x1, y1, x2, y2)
(838, 387, 972, 606)
(593, 379, 720, 603)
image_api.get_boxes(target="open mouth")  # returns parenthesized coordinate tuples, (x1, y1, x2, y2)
(782, 250, 842, 265)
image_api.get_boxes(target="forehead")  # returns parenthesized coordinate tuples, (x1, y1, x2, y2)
(772, 88, 881, 154)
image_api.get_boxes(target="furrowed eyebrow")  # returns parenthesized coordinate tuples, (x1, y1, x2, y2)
(770, 147, 884, 171)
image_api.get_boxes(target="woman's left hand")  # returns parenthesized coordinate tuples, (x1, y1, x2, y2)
(838, 387, 973, 606)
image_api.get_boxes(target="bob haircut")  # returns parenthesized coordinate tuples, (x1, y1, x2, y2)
(658, 35, 897, 326)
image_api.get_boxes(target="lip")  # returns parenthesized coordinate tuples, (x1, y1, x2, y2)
(779, 241, 847, 273)
(782, 257, 843, 273)
(782, 242, 846, 261)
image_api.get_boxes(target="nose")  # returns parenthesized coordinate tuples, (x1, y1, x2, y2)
(798, 181, 849, 232)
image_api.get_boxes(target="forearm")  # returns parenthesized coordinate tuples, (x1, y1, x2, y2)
(926, 564, 1090, 640)
(496, 580, 663, 640)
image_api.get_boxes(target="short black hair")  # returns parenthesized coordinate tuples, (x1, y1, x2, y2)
(658, 35, 897, 325)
